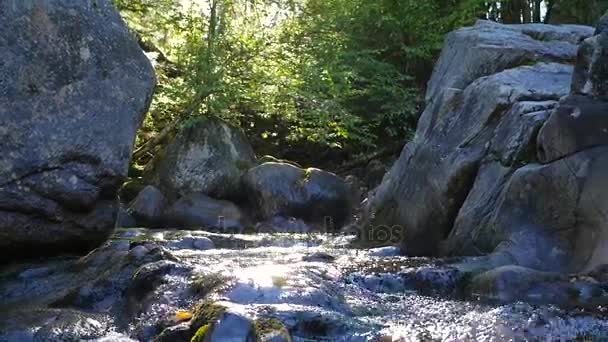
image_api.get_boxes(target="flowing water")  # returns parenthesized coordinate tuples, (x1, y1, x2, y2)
(1, 230, 608, 341)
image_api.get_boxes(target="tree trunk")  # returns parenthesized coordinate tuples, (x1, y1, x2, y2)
(522, 0, 532, 23)
(532, 0, 542, 22)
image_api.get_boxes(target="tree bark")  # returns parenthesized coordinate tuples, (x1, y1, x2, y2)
(532, 0, 542, 22)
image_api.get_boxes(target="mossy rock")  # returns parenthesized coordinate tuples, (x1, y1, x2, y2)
(188, 301, 226, 341)
(128, 163, 146, 178)
(190, 324, 211, 342)
(254, 318, 291, 342)
(191, 272, 232, 297)
(119, 178, 146, 203)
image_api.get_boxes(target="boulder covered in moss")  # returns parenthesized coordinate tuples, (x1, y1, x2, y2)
(145, 117, 256, 201)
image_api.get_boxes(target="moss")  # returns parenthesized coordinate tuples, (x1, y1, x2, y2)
(190, 324, 211, 342)
(119, 178, 146, 203)
(128, 163, 146, 178)
(190, 301, 226, 334)
(254, 318, 291, 341)
(191, 273, 231, 296)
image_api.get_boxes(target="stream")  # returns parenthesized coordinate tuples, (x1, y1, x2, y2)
(2, 230, 608, 341)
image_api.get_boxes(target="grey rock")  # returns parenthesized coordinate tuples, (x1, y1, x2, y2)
(128, 185, 167, 227)
(596, 11, 608, 35)
(154, 323, 191, 342)
(243, 162, 353, 230)
(256, 216, 311, 233)
(368, 62, 573, 256)
(146, 117, 256, 201)
(0, 0, 155, 260)
(0, 309, 114, 342)
(425, 20, 591, 105)
(572, 33, 608, 98)
(162, 193, 247, 231)
(469, 265, 565, 303)
(538, 95, 608, 163)
(168, 236, 215, 250)
(364, 159, 387, 189)
(116, 206, 137, 228)
(207, 312, 255, 342)
(449, 147, 608, 273)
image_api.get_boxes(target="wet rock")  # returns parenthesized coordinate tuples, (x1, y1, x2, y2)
(128, 185, 167, 227)
(188, 302, 256, 342)
(253, 318, 292, 342)
(128, 260, 187, 301)
(154, 323, 191, 342)
(0, 0, 155, 260)
(302, 252, 336, 263)
(146, 117, 256, 201)
(243, 162, 353, 230)
(368, 246, 402, 257)
(469, 266, 566, 303)
(255, 216, 311, 233)
(168, 236, 215, 251)
(0, 309, 115, 342)
(162, 193, 247, 231)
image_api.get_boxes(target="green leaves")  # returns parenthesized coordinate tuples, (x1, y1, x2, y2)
(116, 0, 483, 165)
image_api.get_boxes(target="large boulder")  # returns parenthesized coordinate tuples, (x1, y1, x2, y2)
(243, 163, 353, 230)
(365, 20, 595, 258)
(0, 1, 155, 259)
(146, 117, 256, 201)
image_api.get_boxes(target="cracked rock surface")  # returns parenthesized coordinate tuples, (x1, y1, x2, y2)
(0, 0, 155, 260)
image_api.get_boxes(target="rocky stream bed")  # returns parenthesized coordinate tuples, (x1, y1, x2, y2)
(2, 230, 608, 341)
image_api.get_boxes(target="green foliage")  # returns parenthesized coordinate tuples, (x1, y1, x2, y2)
(116, 0, 577, 166)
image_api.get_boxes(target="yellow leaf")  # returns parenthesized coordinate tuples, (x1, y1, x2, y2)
(175, 311, 193, 321)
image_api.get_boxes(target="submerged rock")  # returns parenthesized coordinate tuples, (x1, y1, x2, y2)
(145, 117, 256, 201)
(2, 230, 608, 341)
(0, 0, 155, 260)
(243, 162, 353, 230)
